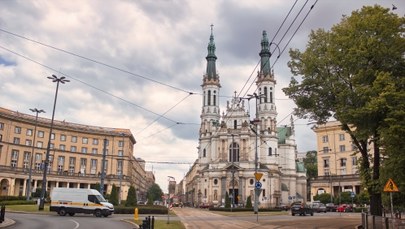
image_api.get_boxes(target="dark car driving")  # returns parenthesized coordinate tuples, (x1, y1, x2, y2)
(291, 203, 314, 216)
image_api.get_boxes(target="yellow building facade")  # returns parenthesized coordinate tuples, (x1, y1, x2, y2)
(310, 121, 361, 201)
(0, 107, 153, 200)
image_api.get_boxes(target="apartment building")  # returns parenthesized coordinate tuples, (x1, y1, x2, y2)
(0, 107, 153, 200)
(310, 121, 361, 201)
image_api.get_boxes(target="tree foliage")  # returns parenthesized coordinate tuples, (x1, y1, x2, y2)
(125, 186, 137, 207)
(303, 150, 318, 180)
(245, 195, 252, 208)
(146, 183, 163, 203)
(109, 184, 119, 206)
(313, 193, 331, 204)
(283, 5, 405, 216)
(225, 191, 231, 208)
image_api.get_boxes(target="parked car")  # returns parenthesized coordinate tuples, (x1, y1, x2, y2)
(291, 203, 314, 216)
(326, 203, 337, 212)
(313, 203, 327, 213)
(276, 204, 290, 211)
(337, 204, 353, 212)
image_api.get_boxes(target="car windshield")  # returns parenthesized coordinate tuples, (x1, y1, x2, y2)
(95, 194, 107, 202)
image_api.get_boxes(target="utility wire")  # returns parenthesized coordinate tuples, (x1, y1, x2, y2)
(0, 28, 196, 95)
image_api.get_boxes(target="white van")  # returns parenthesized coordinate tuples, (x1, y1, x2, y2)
(50, 188, 114, 217)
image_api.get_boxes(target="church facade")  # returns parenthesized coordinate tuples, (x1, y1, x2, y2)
(183, 28, 307, 208)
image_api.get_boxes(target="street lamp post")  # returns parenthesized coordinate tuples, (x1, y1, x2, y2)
(26, 108, 45, 201)
(118, 133, 125, 205)
(231, 134, 235, 211)
(39, 75, 69, 210)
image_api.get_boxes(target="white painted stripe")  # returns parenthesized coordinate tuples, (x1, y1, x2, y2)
(69, 219, 80, 229)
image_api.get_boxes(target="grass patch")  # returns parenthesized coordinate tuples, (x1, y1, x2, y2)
(5, 204, 50, 213)
(130, 219, 185, 229)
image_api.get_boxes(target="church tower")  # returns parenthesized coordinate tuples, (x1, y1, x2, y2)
(256, 31, 279, 164)
(199, 25, 221, 163)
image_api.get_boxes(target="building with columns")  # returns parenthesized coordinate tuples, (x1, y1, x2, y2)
(183, 28, 307, 208)
(310, 121, 362, 201)
(0, 107, 153, 200)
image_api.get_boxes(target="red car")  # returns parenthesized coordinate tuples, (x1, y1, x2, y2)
(336, 204, 353, 212)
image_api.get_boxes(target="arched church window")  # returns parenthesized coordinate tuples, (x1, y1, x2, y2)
(233, 120, 237, 129)
(270, 92, 273, 103)
(229, 142, 240, 162)
(264, 87, 268, 103)
(203, 91, 206, 106)
(213, 90, 216, 106)
(203, 149, 206, 157)
(213, 179, 218, 185)
(249, 179, 254, 185)
(208, 90, 211, 105)
(268, 147, 272, 156)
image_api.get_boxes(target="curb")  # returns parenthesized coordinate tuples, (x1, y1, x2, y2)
(0, 218, 16, 228)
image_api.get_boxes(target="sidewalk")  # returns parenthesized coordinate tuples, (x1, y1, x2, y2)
(0, 218, 15, 228)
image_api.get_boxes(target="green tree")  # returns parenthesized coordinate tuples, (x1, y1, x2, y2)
(225, 191, 231, 208)
(245, 195, 252, 208)
(283, 5, 404, 216)
(109, 184, 119, 206)
(146, 183, 163, 203)
(313, 193, 332, 204)
(125, 186, 137, 207)
(303, 150, 318, 180)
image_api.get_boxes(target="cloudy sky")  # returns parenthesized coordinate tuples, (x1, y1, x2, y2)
(1, 0, 403, 192)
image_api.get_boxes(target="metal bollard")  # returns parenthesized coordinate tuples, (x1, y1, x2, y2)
(0, 205, 5, 223)
(151, 216, 155, 229)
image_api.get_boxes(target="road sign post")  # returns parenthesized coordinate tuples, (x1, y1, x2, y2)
(383, 178, 399, 219)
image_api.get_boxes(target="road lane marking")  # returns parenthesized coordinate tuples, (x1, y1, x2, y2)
(69, 219, 80, 229)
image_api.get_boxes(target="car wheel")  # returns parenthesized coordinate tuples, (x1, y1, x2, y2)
(59, 208, 67, 216)
(68, 213, 75, 216)
(292, 213, 295, 216)
(94, 209, 102, 217)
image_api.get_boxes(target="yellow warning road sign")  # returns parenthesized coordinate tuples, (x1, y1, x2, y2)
(254, 172, 263, 181)
(383, 178, 399, 192)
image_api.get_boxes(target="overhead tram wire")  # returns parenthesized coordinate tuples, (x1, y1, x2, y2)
(0, 28, 196, 95)
(0, 45, 189, 128)
(272, 0, 318, 68)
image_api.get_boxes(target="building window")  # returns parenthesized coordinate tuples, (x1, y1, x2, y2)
(250, 179, 254, 185)
(81, 147, 88, 154)
(71, 136, 77, 143)
(233, 120, 237, 129)
(322, 135, 328, 143)
(50, 143, 54, 149)
(59, 144, 65, 151)
(229, 142, 239, 162)
(69, 157, 76, 175)
(92, 148, 98, 154)
(93, 138, 99, 145)
(80, 158, 87, 176)
(323, 147, 330, 153)
(25, 139, 32, 146)
(27, 129, 33, 136)
(14, 126, 21, 134)
(264, 87, 268, 103)
(36, 141, 43, 148)
(51, 133, 55, 140)
(213, 91, 217, 106)
(35, 153, 42, 171)
(23, 151, 30, 169)
(339, 145, 346, 152)
(352, 157, 357, 165)
(0, 122, 4, 130)
(117, 160, 123, 176)
(90, 159, 97, 174)
(208, 90, 211, 105)
(11, 150, 19, 167)
(213, 179, 218, 185)
(82, 137, 88, 144)
(118, 150, 123, 157)
(57, 156, 65, 174)
(103, 160, 108, 173)
(38, 131, 44, 138)
(339, 134, 345, 141)
(13, 137, 20, 144)
(341, 158, 347, 167)
(118, 140, 124, 147)
(268, 147, 272, 156)
(351, 144, 358, 151)
(60, 135, 66, 141)
(323, 159, 330, 168)
(71, 146, 77, 152)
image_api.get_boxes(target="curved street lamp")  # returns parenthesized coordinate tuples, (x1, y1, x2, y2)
(39, 75, 69, 210)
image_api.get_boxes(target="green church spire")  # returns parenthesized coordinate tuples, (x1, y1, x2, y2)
(259, 30, 271, 76)
(206, 24, 217, 80)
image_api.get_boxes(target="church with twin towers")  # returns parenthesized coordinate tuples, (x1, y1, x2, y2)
(182, 26, 307, 208)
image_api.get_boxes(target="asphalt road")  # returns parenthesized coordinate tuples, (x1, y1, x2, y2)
(5, 212, 136, 229)
(173, 207, 362, 229)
